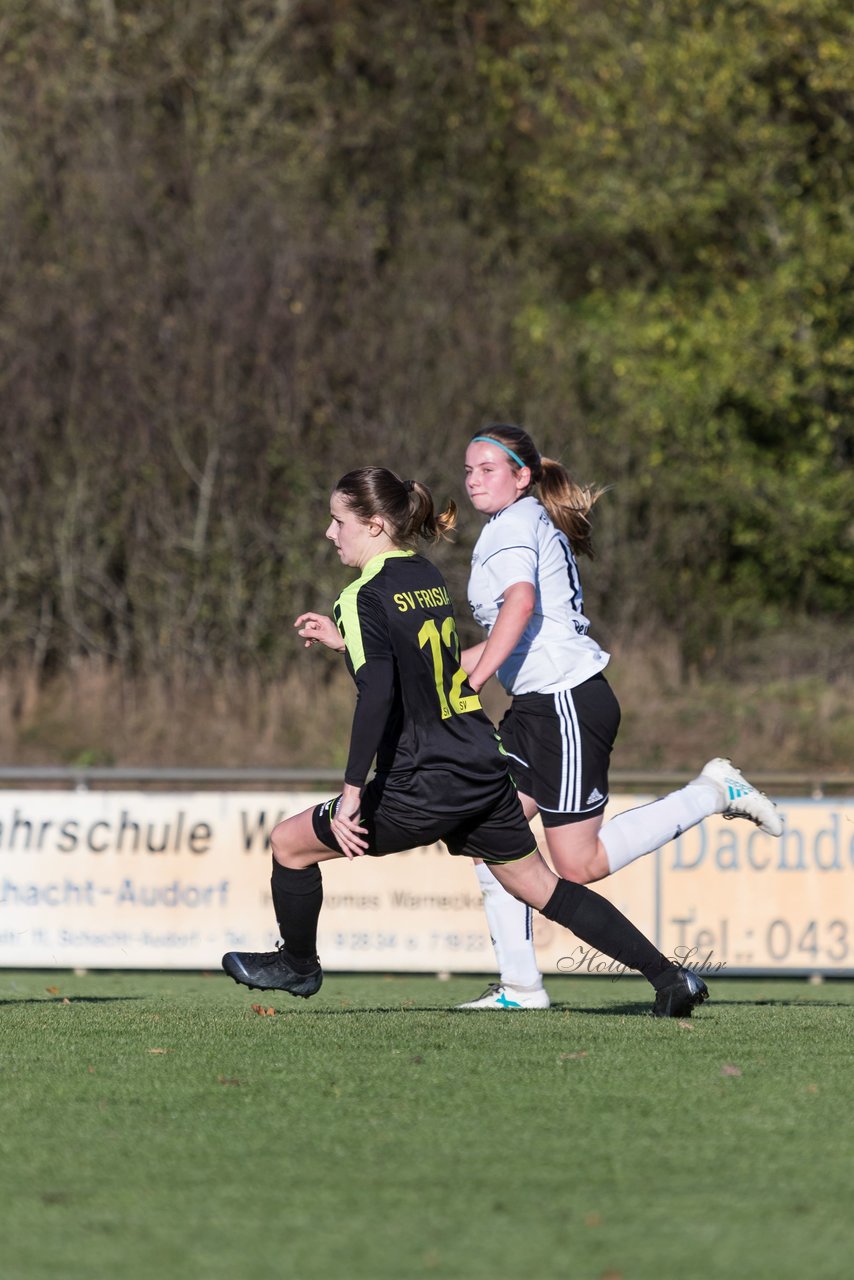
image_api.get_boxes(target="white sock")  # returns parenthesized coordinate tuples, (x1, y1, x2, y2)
(599, 782, 719, 875)
(474, 862, 543, 989)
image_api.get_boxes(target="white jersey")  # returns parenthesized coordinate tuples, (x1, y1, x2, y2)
(467, 496, 609, 696)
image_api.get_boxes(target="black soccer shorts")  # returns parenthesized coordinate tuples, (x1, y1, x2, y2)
(312, 768, 537, 864)
(497, 673, 621, 827)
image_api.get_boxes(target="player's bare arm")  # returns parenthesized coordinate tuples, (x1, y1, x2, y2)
(460, 639, 486, 674)
(467, 581, 535, 692)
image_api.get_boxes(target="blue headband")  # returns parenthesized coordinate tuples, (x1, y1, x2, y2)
(470, 436, 528, 469)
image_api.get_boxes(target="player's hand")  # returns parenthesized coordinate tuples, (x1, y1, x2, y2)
(295, 612, 345, 651)
(330, 785, 369, 859)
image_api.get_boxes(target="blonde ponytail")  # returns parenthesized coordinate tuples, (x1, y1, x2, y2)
(537, 458, 604, 558)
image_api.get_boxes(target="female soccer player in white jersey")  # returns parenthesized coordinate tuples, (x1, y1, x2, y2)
(457, 426, 783, 1010)
(222, 466, 710, 1018)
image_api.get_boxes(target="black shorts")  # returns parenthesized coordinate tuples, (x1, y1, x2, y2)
(498, 673, 621, 827)
(312, 769, 537, 864)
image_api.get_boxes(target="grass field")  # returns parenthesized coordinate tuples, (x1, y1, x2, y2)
(2, 970, 851, 1280)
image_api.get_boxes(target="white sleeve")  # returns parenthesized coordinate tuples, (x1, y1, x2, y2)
(480, 541, 538, 595)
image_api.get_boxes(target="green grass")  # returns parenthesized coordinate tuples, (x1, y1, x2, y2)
(1, 971, 851, 1280)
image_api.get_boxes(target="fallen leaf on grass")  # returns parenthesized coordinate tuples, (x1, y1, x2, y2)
(148, 1047, 171, 1054)
(41, 1190, 72, 1206)
(677, 1020, 694, 1031)
(217, 1076, 241, 1087)
(806, 1083, 818, 1094)
(560, 1051, 588, 1060)
(721, 1063, 742, 1077)
(584, 1211, 602, 1228)
(600, 1271, 623, 1280)
(46, 986, 60, 996)
(61, 997, 71, 1005)
(251, 1004, 276, 1016)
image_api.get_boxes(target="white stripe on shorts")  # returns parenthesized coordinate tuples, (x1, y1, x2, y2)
(555, 689, 582, 811)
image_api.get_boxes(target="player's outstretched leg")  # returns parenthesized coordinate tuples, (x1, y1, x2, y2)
(539, 878, 709, 1017)
(596, 757, 782, 879)
(492, 856, 710, 1018)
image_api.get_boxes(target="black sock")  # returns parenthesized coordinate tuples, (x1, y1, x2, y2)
(271, 860, 323, 968)
(541, 879, 676, 988)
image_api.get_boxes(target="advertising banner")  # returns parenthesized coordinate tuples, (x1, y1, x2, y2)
(0, 789, 852, 974)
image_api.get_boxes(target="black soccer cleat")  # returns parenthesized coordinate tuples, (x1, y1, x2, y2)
(222, 945, 323, 999)
(652, 968, 709, 1018)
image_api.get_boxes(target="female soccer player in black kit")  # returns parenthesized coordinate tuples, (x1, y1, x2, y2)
(222, 467, 708, 1017)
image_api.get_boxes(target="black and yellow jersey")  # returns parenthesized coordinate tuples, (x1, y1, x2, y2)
(333, 549, 507, 789)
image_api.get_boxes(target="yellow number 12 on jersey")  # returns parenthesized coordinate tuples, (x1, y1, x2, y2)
(418, 617, 482, 719)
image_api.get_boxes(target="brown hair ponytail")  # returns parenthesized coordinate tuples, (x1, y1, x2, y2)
(333, 468, 457, 546)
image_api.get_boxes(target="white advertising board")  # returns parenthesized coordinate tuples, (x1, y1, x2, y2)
(1, 790, 852, 974)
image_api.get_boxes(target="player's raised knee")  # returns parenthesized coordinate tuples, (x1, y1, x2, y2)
(271, 818, 301, 867)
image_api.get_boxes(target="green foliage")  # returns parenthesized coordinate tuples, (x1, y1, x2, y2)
(501, 0, 854, 660)
(0, 1, 850, 678)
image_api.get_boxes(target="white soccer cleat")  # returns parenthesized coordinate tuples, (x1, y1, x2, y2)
(697, 757, 783, 836)
(457, 982, 551, 1010)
